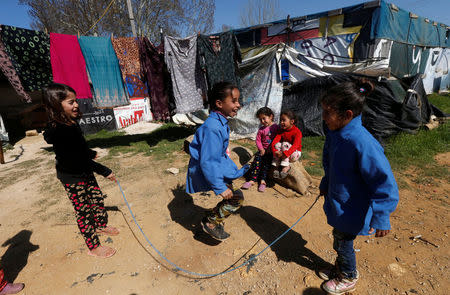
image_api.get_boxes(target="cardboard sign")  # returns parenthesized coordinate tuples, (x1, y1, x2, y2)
(77, 98, 116, 134)
(113, 97, 153, 129)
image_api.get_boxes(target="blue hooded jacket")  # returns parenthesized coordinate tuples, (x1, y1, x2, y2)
(186, 112, 249, 195)
(319, 115, 399, 235)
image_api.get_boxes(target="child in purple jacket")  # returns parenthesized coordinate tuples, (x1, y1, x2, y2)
(241, 107, 279, 192)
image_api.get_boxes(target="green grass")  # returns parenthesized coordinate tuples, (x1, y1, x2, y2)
(85, 123, 195, 161)
(428, 93, 450, 113)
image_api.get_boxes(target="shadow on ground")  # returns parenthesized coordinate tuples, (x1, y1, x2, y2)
(168, 184, 221, 246)
(302, 287, 326, 294)
(1, 230, 39, 282)
(239, 206, 331, 271)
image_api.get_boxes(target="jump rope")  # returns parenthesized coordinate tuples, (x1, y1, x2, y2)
(116, 179, 320, 278)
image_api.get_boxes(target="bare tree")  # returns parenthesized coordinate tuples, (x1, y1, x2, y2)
(239, 0, 284, 27)
(19, 0, 215, 42)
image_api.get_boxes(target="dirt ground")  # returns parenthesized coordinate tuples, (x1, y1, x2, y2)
(0, 131, 448, 295)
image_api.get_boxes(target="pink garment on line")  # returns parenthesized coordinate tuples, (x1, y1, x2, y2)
(50, 33, 92, 99)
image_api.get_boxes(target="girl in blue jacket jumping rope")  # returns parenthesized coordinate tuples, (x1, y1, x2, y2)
(186, 82, 249, 241)
(318, 79, 399, 294)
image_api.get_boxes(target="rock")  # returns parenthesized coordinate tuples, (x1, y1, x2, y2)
(388, 263, 406, 277)
(166, 167, 179, 175)
(25, 129, 38, 136)
(272, 161, 313, 195)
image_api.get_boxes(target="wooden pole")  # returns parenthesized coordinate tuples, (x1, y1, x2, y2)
(0, 140, 5, 164)
(126, 0, 137, 37)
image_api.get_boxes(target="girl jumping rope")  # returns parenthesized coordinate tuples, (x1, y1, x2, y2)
(271, 110, 302, 179)
(186, 82, 249, 241)
(43, 83, 119, 258)
(241, 107, 279, 192)
(318, 79, 399, 294)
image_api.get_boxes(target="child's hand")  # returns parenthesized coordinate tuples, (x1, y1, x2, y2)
(275, 151, 282, 158)
(106, 173, 117, 182)
(319, 189, 327, 197)
(259, 149, 265, 156)
(369, 228, 390, 237)
(219, 188, 233, 199)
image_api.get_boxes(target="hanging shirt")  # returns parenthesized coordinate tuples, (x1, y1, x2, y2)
(0, 25, 52, 92)
(50, 33, 92, 99)
(197, 32, 242, 89)
(164, 35, 206, 114)
(138, 37, 171, 120)
(78, 36, 129, 108)
(0, 32, 31, 103)
(111, 37, 148, 98)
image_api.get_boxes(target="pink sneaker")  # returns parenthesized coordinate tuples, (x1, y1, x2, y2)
(322, 276, 357, 294)
(258, 183, 266, 192)
(241, 182, 253, 190)
(0, 283, 25, 295)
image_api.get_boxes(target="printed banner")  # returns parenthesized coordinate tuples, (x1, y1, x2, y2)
(77, 98, 116, 134)
(113, 97, 153, 129)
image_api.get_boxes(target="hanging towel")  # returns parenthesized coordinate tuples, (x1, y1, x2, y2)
(138, 37, 170, 121)
(197, 32, 242, 90)
(0, 31, 31, 103)
(78, 36, 129, 108)
(111, 37, 148, 98)
(164, 35, 206, 114)
(0, 25, 52, 92)
(50, 33, 92, 99)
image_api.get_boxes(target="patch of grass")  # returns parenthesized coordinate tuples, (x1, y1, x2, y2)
(86, 123, 195, 160)
(428, 93, 450, 114)
(234, 138, 258, 154)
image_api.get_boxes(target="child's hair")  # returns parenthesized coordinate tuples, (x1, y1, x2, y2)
(280, 109, 297, 124)
(208, 81, 239, 110)
(43, 83, 78, 125)
(256, 107, 274, 118)
(321, 78, 375, 118)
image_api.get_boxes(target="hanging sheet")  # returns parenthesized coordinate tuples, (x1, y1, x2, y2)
(50, 33, 92, 99)
(111, 37, 148, 98)
(164, 35, 206, 114)
(78, 36, 129, 108)
(197, 32, 242, 89)
(436, 48, 450, 93)
(0, 25, 52, 92)
(138, 37, 171, 121)
(319, 15, 362, 37)
(229, 45, 283, 138)
(0, 32, 31, 103)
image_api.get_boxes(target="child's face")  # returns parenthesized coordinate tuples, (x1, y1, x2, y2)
(61, 92, 80, 121)
(216, 88, 241, 117)
(279, 114, 294, 130)
(258, 114, 273, 127)
(321, 102, 350, 131)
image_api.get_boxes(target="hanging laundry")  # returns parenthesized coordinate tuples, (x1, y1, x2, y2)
(78, 36, 129, 108)
(50, 33, 92, 99)
(111, 37, 148, 98)
(197, 31, 242, 90)
(0, 25, 52, 92)
(164, 35, 206, 114)
(138, 37, 170, 121)
(0, 31, 31, 103)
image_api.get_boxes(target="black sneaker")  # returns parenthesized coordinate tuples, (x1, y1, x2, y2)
(201, 218, 230, 241)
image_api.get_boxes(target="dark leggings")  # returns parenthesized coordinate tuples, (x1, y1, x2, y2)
(62, 177, 108, 250)
(248, 151, 272, 182)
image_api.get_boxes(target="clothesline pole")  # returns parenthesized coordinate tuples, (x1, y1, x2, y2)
(0, 140, 4, 164)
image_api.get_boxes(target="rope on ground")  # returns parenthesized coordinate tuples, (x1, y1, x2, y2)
(117, 179, 320, 278)
(83, 0, 116, 35)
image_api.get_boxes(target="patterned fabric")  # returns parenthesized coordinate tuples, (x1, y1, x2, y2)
(0, 25, 52, 92)
(197, 32, 242, 90)
(111, 37, 148, 98)
(272, 142, 301, 167)
(50, 33, 92, 99)
(138, 37, 171, 120)
(206, 188, 244, 225)
(247, 151, 273, 182)
(62, 177, 108, 250)
(78, 36, 129, 108)
(164, 35, 206, 114)
(0, 269, 7, 291)
(0, 34, 31, 102)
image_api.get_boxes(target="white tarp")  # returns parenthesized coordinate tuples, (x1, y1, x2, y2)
(435, 48, 450, 93)
(0, 114, 8, 142)
(113, 97, 153, 129)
